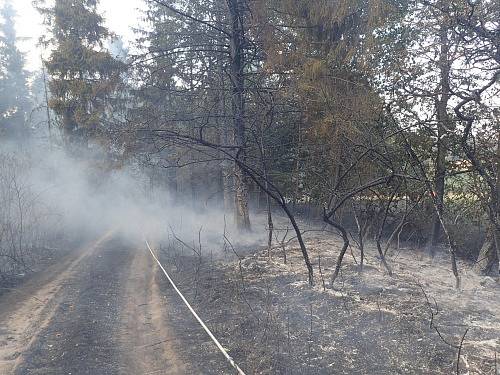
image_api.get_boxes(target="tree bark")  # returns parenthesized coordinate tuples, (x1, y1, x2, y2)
(214, 20, 234, 213)
(325, 216, 349, 286)
(475, 228, 499, 275)
(403, 136, 461, 288)
(227, 0, 250, 230)
(476, 128, 500, 275)
(428, 22, 451, 255)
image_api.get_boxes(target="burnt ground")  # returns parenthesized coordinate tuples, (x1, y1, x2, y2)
(0, 235, 85, 296)
(156, 221, 500, 375)
(0, 223, 497, 374)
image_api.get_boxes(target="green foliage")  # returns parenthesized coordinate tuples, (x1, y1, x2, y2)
(38, 0, 126, 146)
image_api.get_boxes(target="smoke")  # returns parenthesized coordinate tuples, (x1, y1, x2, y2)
(0, 139, 266, 259)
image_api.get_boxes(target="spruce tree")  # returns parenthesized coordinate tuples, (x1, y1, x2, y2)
(37, 0, 126, 148)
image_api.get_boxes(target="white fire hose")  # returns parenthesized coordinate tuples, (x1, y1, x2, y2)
(146, 240, 246, 375)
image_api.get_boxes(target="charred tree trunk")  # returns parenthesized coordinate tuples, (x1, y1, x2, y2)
(428, 23, 451, 256)
(475, 228, 499, 275)
(227, 0, 250, 230)
(476, 129, 500, 275)
(223, 161, 234, 211)
(324, 215, 349, 286)
(260, 123, 273, 255)
(213, 50, 233, 212)
(375, 188, 398, 276)
(403, 137, 461, 288)
(352, 205, 366, 271)
(41, 59, 53, 147)
(266, 195, 273, 253)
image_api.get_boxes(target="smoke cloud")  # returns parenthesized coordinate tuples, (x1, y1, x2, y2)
(0, 140, 266, 262)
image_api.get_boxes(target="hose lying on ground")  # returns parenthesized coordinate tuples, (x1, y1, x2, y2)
(145, 240, 246, 375)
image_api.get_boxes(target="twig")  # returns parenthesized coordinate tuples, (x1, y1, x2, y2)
(434, 325, 459, 349)
(417, 282, 438, 329)
(0, 287, 45, 303)
(494, 349, 498, 375)
(168, 224, 201, 257)
(141, 338, 176, 348)
(456, 327, 470, 375)
(318, 255, 326, 291)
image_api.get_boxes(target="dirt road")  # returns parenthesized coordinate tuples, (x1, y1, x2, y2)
(0, 233, 194, 374)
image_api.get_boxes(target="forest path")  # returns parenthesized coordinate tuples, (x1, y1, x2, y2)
(0, 232, 187, 375)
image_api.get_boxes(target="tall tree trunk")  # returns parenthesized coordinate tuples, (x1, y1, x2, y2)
(260, 109, 274, 254)
(476, 129, 500, 275)
(227, 0, 250, 230)
(219, 54, 234, 213)
(292, 120, 302, 208)
(211, 17, 233, 212)
(188, 66, 197, 207)
(475, 228, 499, 275)
(223, 163, 234, 211)
(493, 128, 500, 274)
(41, 58, 53, 148)
(428, 22, 451, 255)
(429, 124, 446, 252)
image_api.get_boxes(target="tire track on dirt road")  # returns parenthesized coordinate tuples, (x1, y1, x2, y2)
(1, 233, 187, 375)
(13, 236, 132, 374)
(0, 231, 113, 374)
(119, 241, 186, 374)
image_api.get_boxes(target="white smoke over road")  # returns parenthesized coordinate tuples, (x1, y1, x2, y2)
(0, 140, 266, 270)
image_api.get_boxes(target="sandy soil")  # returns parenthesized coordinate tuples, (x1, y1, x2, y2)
(0, 232, 112, 374)
(119, 240, 185, 374)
